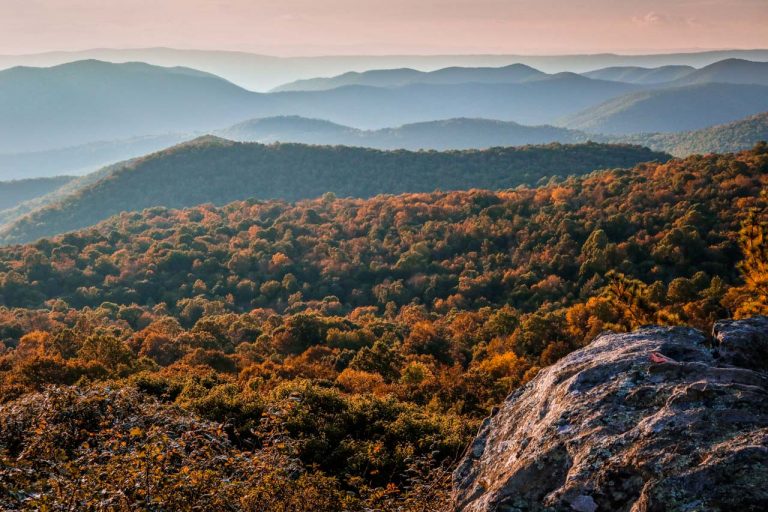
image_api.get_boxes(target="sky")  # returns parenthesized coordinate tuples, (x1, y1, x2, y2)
(0, 0, 766, 56)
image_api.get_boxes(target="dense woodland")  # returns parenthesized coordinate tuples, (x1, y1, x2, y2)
(623, 111, 768, 157)
(0, 144, 767, 510)
(0, 140, 668, 245)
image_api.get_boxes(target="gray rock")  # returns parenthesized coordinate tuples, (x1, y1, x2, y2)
(713, 316, 768, 371)
(453, 321, 768, 511)
(569, 495, 597, 512)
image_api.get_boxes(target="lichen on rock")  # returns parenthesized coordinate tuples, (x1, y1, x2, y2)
(453, 319, 768, 511)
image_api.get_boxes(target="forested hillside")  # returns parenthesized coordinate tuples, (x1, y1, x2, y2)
(0, 176, 74, 211)
(620, 112, 768, 157)
(0, 140, 667, 245)
(0, 145, 766, 509)
(0, 145, 763, 315)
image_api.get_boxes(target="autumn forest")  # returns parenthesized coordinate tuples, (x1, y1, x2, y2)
(0, 143, 766, 509)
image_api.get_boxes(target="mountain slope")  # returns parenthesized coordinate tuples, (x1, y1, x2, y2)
(270, 64, 547, 92)
(0, 134, 192, 180)
(0, 176, 75, 211)
(357, 118, 590, 149)
(561, 83, 768, 134)
(0, 140, 668, 245)
(218, 116, 356, 144)
(672, 58, 768, 86)
(0, 60, 263, 153)
(0, 161, 131, 229)
(618, 112, 768, 157)
(218, 116, 591, 149)
(582, 65, 694, 84)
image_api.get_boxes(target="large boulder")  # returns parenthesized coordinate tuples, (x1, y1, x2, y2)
(453, 320, 768, 512)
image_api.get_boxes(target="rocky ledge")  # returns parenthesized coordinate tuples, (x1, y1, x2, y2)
(453, 317, 768, 512)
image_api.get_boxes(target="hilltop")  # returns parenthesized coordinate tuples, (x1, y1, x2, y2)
(672, 58, 768, 86)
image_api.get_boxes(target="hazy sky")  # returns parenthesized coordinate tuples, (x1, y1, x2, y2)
(1, 0, 766, 56)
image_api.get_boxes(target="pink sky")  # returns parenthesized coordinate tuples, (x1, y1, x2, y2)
(1, 0, 766, 56)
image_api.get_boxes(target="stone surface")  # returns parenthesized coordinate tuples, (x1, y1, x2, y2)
(713, 316, 768, 371)
(453, 320, 768, 512)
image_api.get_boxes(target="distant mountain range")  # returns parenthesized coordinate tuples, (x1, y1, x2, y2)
(1, 47, 766, 91)
(1, 57, 767, 179)
(582, 65, 695, 84)
(272, 58, 768, 92)
(560, 83, 768, 134)
(0, 140, 668, 245)
(271, 64, 548, 92)
(0, 60, 640, 153)
(0, 60, 259, 153)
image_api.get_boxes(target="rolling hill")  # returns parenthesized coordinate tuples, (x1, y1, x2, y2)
(6, 109, 764, 184)
(218, 116, 356, 145)
(270, 64, 547, 92)
(0, 60, 262, 153)
(0, 139, 668, 245)
(618, 112, 768, 157)
(204, 115, 768, 156)
(218, 116, 591, 149)
(0, 134, 191, 180)
(254, 75, 638, 128)
(671, 58, 768, 86)
(0, 176, 75, 211)
(0, 161, 132, 229)
(560, 83, 768, 134)
(582, 65, 694, 84)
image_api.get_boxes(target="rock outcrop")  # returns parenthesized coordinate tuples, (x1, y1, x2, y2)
(453, 319, 768, 512)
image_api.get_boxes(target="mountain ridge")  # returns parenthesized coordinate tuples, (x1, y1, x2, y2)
(2, 47, 767, 90)
(0, 140, 669, 245)
(560, 82, 768, 134)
